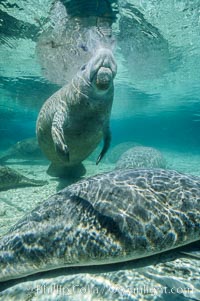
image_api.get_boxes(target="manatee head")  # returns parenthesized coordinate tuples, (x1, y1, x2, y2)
(82, 48, 117, 92)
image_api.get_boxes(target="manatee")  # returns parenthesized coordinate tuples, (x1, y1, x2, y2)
(36, 47, 117, 178)
(115, 146, 166, 170)
(0, 138, 44, 164)
(0, 166, 48, 191)
(0, 168, 200, 283)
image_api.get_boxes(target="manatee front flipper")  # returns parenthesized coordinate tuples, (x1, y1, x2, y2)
(51, 111, 70, 162)
(96, 126, 111, 165)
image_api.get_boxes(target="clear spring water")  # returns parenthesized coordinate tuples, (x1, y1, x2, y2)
(1, 0, 200, 155)
(0, 0, 200, 300)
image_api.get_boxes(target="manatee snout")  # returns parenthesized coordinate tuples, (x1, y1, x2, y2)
(87, 48, 117, 85)
(96, 67, 113, 90)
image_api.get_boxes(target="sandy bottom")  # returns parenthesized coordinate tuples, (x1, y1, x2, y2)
(0, 149, 200, 237)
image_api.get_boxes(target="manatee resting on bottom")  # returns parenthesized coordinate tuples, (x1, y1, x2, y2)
(115, 146, 166, 170)
(0, 166, 48, 191)
(0, 168, 200, 282)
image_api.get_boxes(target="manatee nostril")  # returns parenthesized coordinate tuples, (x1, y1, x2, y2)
(88, 48, 117, 83)
(81, 64, 86, 71)
(96, 67, 112, 90)
(79, 44, 88, 52)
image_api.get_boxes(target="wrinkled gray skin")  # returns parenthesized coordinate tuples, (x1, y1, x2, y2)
(0, 166, 48, 191)
(115, 146, 166, 170)
(0, 168, 200, 283)
(36, 48, 117, 177)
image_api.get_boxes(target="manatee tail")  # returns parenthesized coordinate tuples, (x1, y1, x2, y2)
(47, 163, 86, 179)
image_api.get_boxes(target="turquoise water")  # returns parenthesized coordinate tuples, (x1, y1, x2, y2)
(1, 0, 200, 154)
(0, 1, 200, 300)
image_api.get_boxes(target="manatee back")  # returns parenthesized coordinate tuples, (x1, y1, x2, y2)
(116, 146, 166, 169)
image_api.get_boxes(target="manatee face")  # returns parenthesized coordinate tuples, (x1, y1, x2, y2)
(83, 48, 117, 91)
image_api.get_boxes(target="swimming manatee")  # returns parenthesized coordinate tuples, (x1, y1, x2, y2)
(36, 47, 117, 178)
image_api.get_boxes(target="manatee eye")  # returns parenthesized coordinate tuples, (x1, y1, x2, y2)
(81, 64, 86, 71)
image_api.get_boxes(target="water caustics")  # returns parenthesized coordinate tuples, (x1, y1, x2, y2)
(0, 1, 200, 300)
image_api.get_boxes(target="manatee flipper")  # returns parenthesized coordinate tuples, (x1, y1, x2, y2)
(51, 111, 69, 162)
(47, 162, 86, 178)
(96, 126, 111, 165)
